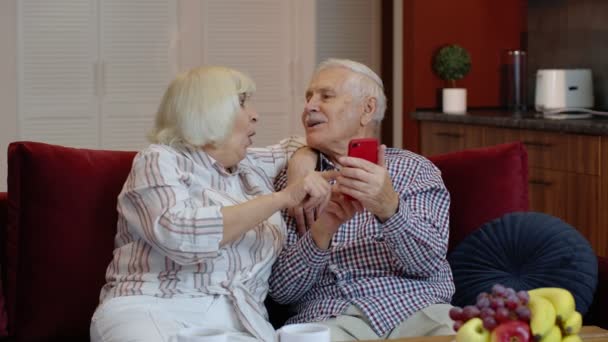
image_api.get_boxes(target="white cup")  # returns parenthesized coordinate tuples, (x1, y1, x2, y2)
(277, 323, 330, 342)
(176, 327, 227, 342)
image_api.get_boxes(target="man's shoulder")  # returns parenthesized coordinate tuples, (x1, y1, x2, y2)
(385, 147, 436, 170)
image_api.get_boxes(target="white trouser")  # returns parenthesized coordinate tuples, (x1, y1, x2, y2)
(90, 295, 258, 342)
(320, 304, 455, 341)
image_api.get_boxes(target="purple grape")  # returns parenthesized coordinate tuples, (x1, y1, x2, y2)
(482, 316, 498, 331)
(477, 292, 489, 301)
(505, 295, 519, 309)
(462, 305, 481, 320)
(516, 290, 530, 305)
(490, 297, 505, 309)
(453, 320, 463, 332)
(479, 307, 495, 319)
(476, 296, 491, 309)
(495, 307, 510, 323)
(515, 305, 531, 321)
(491, 284, 507, 297)
(449, 307, 464, 321)
(505, 287, 516, 297)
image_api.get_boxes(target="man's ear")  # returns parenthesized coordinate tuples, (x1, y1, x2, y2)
(359, 97, 377, 126)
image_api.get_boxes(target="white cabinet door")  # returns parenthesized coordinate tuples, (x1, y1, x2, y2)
(316, 0, 381, 75)
(99, 0, 178, 151)
(18, 0, 178, 151)
(18, 0, 99, 148)
(200, 0, 302, 147)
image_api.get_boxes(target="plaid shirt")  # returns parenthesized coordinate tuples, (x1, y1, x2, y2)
(268, 148, 455, 336)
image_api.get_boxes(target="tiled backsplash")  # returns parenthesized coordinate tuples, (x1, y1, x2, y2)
(527, 0, 608, 109)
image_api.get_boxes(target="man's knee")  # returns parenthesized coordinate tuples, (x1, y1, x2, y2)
(389, 304, 455, 338)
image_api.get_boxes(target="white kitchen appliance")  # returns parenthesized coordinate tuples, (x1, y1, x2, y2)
(535, 69, 594, 113)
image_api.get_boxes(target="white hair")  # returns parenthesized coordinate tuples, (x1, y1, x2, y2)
(315, 58, 387, 122)
(148, 66, 256, 147)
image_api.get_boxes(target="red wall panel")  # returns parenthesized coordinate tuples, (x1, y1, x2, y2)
(403, 0, 526, 151)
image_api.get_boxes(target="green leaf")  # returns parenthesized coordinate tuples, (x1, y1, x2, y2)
(433, 44, 472, 84)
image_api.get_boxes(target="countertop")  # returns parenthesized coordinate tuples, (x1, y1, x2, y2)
(412, 109, 608, 136)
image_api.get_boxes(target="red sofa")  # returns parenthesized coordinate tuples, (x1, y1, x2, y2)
(0, 141, 606, 341)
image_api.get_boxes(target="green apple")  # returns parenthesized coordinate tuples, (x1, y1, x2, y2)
(456, 318, 490, 342)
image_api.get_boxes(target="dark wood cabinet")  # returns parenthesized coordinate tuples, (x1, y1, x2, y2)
(419, 122, 483, 155)
(420, 121, 607, 257)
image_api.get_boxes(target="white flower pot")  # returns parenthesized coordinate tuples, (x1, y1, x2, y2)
(442, 88, 467, 114)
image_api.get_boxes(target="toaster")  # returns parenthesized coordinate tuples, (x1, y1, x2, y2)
(535, 69, 594, 112)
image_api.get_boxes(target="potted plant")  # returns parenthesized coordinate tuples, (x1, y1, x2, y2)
(433, 44, 472, 114)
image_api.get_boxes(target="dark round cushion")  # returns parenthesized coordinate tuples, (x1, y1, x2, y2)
(448, 212, 598, 314)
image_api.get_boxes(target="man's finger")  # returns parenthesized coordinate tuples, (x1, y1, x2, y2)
(294, 207, 307, 235)
(337, 156, 378, 172)
(320, 170, 340, 181)
(305, 208, 315, 228)
(378, 144, 386, 167)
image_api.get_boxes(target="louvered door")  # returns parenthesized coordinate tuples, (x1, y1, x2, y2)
(18, 0, 177, 151)
(99, 0, 178, 150)
(200, 0, 297, 147)
(18, 0, 99, 147)
(316, 0, 381, 75)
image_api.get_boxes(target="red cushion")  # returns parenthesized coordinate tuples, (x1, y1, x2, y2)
(6, 142, 135, 340)
(428, 142, 529, 252)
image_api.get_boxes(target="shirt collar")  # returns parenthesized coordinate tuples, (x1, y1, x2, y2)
(318, 153, 338, 172)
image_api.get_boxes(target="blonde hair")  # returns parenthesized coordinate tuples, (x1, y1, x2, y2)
(315, 58, 387, 122)
(148, 66, 256, 146)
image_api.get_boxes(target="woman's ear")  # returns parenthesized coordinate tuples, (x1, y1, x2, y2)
(359, 97, 377, 126)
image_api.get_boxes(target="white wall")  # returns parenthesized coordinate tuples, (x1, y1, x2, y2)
(0, 0, 17, 192)
(0, 0, 381, 192)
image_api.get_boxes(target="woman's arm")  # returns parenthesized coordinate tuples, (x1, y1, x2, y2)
(220, 170, 334, 245)
(121, 146, 334, 263)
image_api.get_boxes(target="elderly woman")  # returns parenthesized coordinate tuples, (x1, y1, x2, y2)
(90, 66, 331, 342)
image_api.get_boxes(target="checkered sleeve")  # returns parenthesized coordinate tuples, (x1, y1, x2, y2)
(268, 228, 331, 304)
(382, 160, 451, 278)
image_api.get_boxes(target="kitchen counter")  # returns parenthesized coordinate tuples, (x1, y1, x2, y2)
(412, 109, 608, 136)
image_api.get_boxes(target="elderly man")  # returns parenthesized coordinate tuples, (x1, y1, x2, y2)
(268, 59, 455, 341)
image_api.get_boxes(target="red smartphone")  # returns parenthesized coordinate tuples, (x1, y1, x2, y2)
(347, 138, 379, 164)
(344, 138, 379, 200)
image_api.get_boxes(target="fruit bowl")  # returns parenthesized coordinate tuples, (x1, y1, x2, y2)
(453, 284, 583, 342)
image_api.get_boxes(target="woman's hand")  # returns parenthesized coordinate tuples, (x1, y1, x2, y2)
(309, 190, 363, 249)
(282, 171, 337, 225)
(286, 147, 318, 234)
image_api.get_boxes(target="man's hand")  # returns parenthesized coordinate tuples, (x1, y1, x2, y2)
(309, 190, 363, 249)
(286, 146, 319, 235)
(336, 144, 399, 222)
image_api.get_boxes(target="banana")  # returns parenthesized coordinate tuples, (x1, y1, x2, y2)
(562, 334, 582, 342)
(539, 325, 562, 342)
(528, 293, 556, 339)
(528, 287, 575, 324)
(562, 311, 582, 335)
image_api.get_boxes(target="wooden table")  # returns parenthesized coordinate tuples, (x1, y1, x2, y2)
(361, 326, 608, 342)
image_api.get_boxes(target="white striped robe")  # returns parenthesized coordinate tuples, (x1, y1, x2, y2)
(98, 138, 303, 341)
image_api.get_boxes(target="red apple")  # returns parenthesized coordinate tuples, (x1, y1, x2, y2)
(491, 321, 531, 342)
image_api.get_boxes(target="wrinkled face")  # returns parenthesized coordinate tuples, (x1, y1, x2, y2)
(302, 67, 364, 154)
(221, 94, 258, 166)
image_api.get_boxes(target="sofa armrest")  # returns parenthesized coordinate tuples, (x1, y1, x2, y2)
(0, 193, 6, 240)
(585, 255, 608, 329)
(0, 192, 8, 336)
